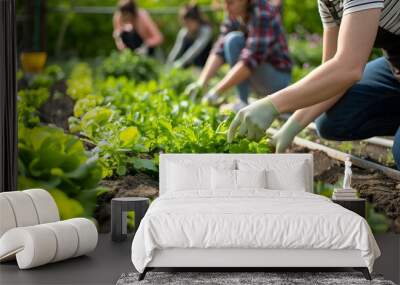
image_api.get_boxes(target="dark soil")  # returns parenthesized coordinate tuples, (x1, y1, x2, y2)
(94, 173, 159, 233)
(301, 128, 396, 169)
(39, 90, 74, 131)
(93, 145, 400, 234)
(51, 80, 67, 95)
(291, 146, 400, 233)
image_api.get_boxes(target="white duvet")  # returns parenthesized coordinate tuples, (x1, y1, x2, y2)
(131, 190, 380, 273)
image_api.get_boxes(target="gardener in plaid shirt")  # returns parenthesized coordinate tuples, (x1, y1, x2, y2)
(186, 0, 292, 111)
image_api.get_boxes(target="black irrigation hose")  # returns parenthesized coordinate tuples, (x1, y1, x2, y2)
(0, 0, 18, 192)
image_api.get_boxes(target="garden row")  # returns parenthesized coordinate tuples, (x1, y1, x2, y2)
(17, 49, 392, 233)
(17, 50, 272, 223)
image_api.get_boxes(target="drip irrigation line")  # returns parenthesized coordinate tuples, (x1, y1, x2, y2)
(267, 128, 400, 181)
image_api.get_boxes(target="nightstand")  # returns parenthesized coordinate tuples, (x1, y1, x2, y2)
(111, 197, 150, 242)
(332, 198, 366, 218)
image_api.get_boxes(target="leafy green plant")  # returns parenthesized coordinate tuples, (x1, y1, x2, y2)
(67, 63, 93, 100)
(288, 35, 321, 83)
(289, 35, 322, 67)
(66, 61, 272, 178)
(314, 181, 334, 198)
(337, 141, 353, 153)
(100, 50, 159, 82)
(17, 88, 50, 127)
(159, 67, 196, 95)
(18, 125, 104, 219)
(366, 203, 390, 233)
(90, 123, 151, 178)
(283, 0, 322, 35)
(73, 94, 104, 118)
(29, 64, 66, 89)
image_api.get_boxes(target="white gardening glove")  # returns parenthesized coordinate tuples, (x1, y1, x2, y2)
(136, 44, 148, 56)
(173, 60, 184, 69)
(201, 89, 220, 106)
(227, 97, 280, 142)
(184, 81, 203, 101)
(271, 115, 304, 153)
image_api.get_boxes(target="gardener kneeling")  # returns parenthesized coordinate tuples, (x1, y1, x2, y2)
(113, 0, 163, 57)
(167, 4, 213, 69)
(227, 0, 400, 169)
(186, 0, 292, 111)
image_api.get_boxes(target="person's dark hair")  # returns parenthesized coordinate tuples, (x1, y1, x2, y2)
(118, 0, 138, 16)
(179, 4, 208, 25)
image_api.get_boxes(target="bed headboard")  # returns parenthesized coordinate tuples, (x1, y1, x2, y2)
(159, 153, 314, 195)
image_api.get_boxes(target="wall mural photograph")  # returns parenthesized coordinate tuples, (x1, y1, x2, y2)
(0, 0, 399, 284)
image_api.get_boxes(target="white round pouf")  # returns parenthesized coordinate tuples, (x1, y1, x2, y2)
(0, 196, 17, 237)
(0, 226, 57, 269)
(24, 189, 60, 223)
(0, 192, 39, 227)
(42, 221, 79, 262)
(0, 190, 98, 269)
(64, 218, 98, 257)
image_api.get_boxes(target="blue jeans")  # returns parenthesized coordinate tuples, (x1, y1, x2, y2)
(315, 57, 400, 168)
(223, 31, 291, 104)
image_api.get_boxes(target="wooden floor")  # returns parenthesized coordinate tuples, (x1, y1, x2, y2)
(0, 233, 398, 285)
(0, 233, 134, 285)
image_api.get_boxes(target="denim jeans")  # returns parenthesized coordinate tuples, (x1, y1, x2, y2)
(315, 57, 400, 169)
(223, 31, 291, 104)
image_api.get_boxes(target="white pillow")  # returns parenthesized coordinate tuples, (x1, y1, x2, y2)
(211, 169, 268, 191)
(167, 162, 211, 191)
(211, 168, 236, 190)
(166, 159, 236, 192)
(238, 160, 309, 191)
(236, 169, 267, 189)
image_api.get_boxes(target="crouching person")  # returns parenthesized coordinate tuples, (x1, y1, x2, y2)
(226, 0, 400, 170)
(167, 4, 213, 69)
(186, 0, 292, 111)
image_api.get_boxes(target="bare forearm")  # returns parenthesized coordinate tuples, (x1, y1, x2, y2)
(271, 58, 359, 113)
(291, 95, 343, 127)
(271, 9, 379, 114)
(114, 37, 125, 51)
(215, 61, 251, 94)
(198, 54, 224, 86)
(288, 26, 341, 127)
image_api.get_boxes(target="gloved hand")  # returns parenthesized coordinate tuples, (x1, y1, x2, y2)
(173, 60, 184, 69)
(136, 44, 148, 56)
(201, 89, 220, 106)
(184, 81, 203, 101)
(227, 97, 280, 142)
(271, 116, 304, 153)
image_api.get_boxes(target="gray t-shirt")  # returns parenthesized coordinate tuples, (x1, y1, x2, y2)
(318, 0, 400, 76)
(318, 0, 400, 35)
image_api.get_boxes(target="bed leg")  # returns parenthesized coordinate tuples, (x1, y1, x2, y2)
(138, 268, 148, 281)
(354, 267, 371, 280)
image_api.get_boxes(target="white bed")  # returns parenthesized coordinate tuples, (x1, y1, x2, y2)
(131, 154, 380, 280)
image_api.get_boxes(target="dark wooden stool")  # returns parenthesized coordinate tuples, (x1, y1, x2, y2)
(111, 197, 149, 242)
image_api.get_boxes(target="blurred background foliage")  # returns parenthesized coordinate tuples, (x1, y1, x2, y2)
(17, 0, 322, 58)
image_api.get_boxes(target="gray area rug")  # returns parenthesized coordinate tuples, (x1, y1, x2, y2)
(116, 272, 396, 285)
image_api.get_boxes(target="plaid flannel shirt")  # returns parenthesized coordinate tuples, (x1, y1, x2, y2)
(213, 0, 292, 72)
